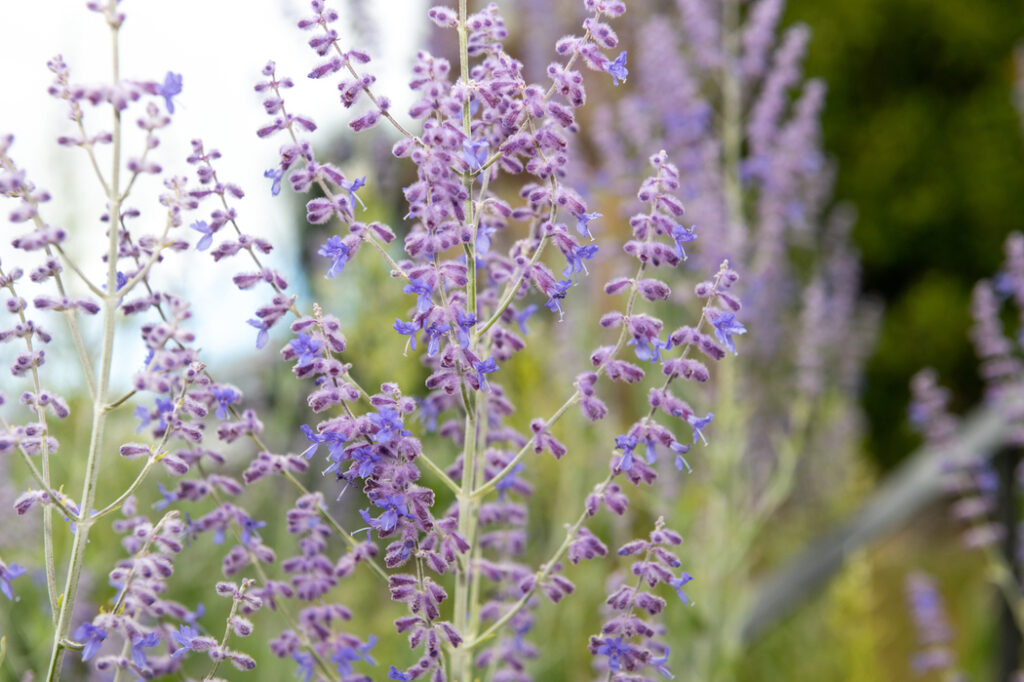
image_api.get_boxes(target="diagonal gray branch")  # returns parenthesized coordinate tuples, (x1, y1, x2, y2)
(742, 403, 1011, 643)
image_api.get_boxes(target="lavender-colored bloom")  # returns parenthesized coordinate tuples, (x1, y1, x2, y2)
(368, 407, 409, 443)
(360, 494, 411, 534)
(605, 52, 628, 85)
(343, 175, 367, 210)
(190, 220, 214, 251)
(575, 211, 602, 239)
(130, 631, 161, 669)
(615, 434, 639, 471)
(545, 279, 573, 320)
(0, 562, 25, 601)
(710, 311, 746, 354)
(158, 71, 183, 113)
(247, 318, 270, 349)
(393, 319, 419, 349)
(213, 386, 240, 419)
(170, 624, 200, 659)
(403, 278, 434, 313)
(318, 235, 350, 278)
(688, 412, 713, 444)
(475, 356, 499, 391)
(596, 636, 630, 671)
(670, 572, 693, 604)
(288, 333, 323, 367)
(294, 651, 315, 681)
(463, 139, 489, 171)
(73, 622, 107, 661)
(652, 647, 673, 678)
(671, 224, 697, 260)
(563, 244, 599, 279)
(240, 515, 266, 544)
(426, 321, 451, 356)
(456, 310, 477, 348)
(515, 304, 539, 335)
(264, 168, 284, 196)
(330, 635, 376, 675)
(154, 482, 177, 511)
(671, 441, 692, 472)
(388, 666, 412, 681)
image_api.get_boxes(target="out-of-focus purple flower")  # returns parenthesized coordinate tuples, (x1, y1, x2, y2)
(393, 319, 419, 349)
(515, 304, 539, 335)
(130, 631, 160, 669)
(605, 52, 628, 85)
(545, 279, 573, 320)
(475, 356, 499, 391)
(615, 434, 639, 471)
(671, 441, 692, 472)
(463, 139, 489, 171)
(710, 311, 746, 354)
(264, 168, 284, 196)
(73, 622, 107, 661)
(652, 647, 673, 678)
(318, 235, 350, 278)
(671, 224, 697, 260)
(240, 515, 266, 544)
(0, 562, 25, 601)
(343, 176, 367, 210)
(247, 318, 271, 349)
(688, 412, 713, 444)
(563, 244, 599, 279)
(596, 636, 630, 671)
(190, 220, 214, 251)
(403, 278, 434, 313)
(575, 211, 602, 239)
(158, 71, 183, 113)
(294, 651, 315, 681)
(288, 333, 323, 367)
(213, 386, 240, 420)
(670, 572, 693, 604)
(388, 666, 412, 681)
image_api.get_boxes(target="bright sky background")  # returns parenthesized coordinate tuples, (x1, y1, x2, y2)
(0, 0, 426, 391)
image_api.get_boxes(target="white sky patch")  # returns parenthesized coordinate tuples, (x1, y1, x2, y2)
(0, 0, 425, 394)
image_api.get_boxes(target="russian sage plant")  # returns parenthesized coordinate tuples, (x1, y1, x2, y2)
(0, 1, 751, 680)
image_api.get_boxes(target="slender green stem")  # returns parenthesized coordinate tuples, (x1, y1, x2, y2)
(417, 452, 462, 495)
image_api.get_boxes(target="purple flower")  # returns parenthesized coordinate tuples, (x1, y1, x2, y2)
(318, 235, 350, 278)
(671, 224, 697, 260)
(463, 138, 489, 171)
(652, 647, 673, 678)
(605, 52, 628, 86)
(368, 407, 409, 444)
(331, 635, 376, 675)
(0, 562, 25, 601)
(496, 462, 525, 499)
(158, 71, 183, 113)
(575, 211, 602, 239)
(342, 176, 367, 210)
(73, 622, 107, 661)
(671, 441, 692, 472)
(294, 651, 315, 682)
(515, 304, 538, 335)
(710, 311, 746, 354)
(170, 624, 200, 660)
(264, 168, 284, 196)
(545, 279, 573, 320)
(388, 666, 412, 681)
(247, 318, 270, 349)
(426, 321, 450, 356)
(213, 386, 240, 420)
(596, 636, 630, 671)
(154, 482, 177, 511)
(456, 310, 477, 348)
(288, 333, 323, 367)
(130, 631, 161, 669)
(670, 572, 693, 604)
(403, 278, 434, 313)
(615, 434, 639, 471)
(475, 356, 499, 391)
(360, 495, 411, 534)
(688, 412, 714, 444)
(393, 319, 419, 349)
(240, 515, 266, 544)
(190, 220, 213, 251)
(563, 244, 599, 279)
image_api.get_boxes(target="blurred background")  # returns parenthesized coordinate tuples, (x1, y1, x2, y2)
(2, 0, 1024, 679)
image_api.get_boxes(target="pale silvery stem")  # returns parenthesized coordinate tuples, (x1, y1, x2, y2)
(45, 11, 123, 680)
